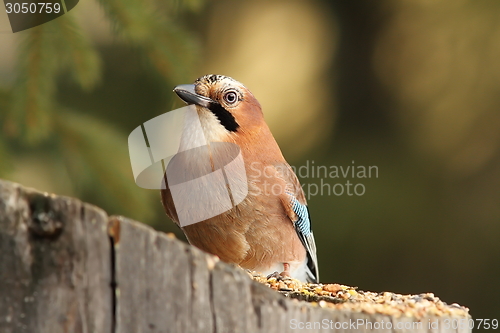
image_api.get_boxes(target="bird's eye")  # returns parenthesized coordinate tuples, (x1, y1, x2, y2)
(223, 91, 238, 105)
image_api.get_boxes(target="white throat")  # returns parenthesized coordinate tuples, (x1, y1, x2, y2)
(177, 106, 231, 155)
(198, 108, 231, 143)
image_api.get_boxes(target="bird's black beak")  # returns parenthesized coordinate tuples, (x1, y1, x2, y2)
(173, 84, 214, 108)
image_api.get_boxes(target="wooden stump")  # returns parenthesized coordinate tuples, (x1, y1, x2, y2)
(0, 179, 471, 333)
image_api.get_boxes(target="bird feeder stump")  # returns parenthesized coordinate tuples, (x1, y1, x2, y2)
(0, 179, 471, 333)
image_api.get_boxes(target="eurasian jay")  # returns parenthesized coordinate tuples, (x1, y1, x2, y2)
(161, 74, 319, 283)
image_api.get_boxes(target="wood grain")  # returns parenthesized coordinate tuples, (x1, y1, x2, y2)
(0, 180, 112, 333)
(0, 179, 471, 333)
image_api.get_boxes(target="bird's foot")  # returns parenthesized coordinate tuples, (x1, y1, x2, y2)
(266, 263, 292, 281)
(279, 270, 291, 279)
(279, 262, 291, 279)
(266, 272, 285, 281)
(266, 271, 282, 280)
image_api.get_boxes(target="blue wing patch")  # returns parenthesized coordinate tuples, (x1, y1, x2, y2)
(291, 199, 312, 236)
(288, 194, 319, 283)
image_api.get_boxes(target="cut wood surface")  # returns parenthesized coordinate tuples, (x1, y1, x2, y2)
(0, 179, 471, 333)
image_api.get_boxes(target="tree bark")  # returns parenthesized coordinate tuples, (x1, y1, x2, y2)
(0, 179, 471, 333)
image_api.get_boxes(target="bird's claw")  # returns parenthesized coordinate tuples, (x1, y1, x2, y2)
(266, 271, 282, 280)
(279, 270, 291, 279)
(266, 270, 292, 281)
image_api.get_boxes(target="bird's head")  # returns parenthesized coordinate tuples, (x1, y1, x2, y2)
(174, 75, 263, 138)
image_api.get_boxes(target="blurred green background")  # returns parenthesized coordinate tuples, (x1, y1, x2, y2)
(1, 0, 499, 327)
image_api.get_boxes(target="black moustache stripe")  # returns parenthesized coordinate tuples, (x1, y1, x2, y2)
(208, 102, 239, 132)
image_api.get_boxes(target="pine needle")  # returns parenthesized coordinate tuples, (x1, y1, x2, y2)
(7, 15, 101, 144)
(8, 23, 59, 143)
(97, 0, 201, 83)
(55, 108, 157, 222)
(53, 14, 102, 91)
